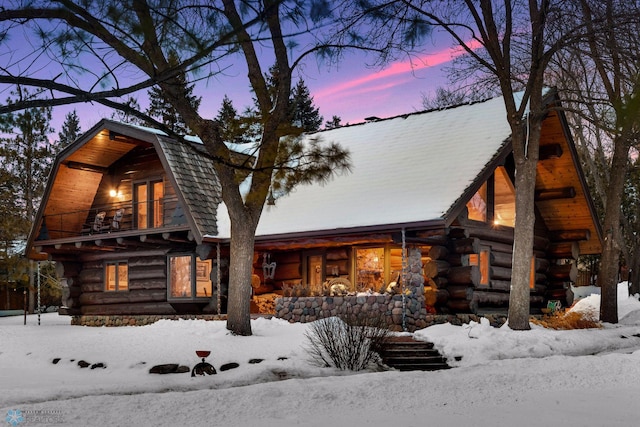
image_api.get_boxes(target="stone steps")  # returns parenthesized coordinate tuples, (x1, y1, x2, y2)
(378, 337, 450, 371)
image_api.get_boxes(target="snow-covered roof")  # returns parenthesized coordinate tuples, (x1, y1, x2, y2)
(213, 95, 514, 239)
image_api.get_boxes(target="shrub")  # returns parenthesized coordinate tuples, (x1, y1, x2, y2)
(304, 309, 390, 371)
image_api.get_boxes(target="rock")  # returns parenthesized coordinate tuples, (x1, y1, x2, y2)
(77, 360, 90, 368)
(175, 365, 190, 374)
(90, 363, 106, 369)
(277, 356, 288, 361)
(219, 362, 240, 371)
(52, 358, 61, 365)
(248, 358, 264, 364)
(149, 363, 180, 374)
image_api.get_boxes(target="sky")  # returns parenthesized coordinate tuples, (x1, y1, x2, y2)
(1, 283, 640, 427)
(47, 31, 462, 136)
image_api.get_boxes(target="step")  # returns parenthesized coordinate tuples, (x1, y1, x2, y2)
(378, 337, 451, 371)
(385, 362, 451, 371)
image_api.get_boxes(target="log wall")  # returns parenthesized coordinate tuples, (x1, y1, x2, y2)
(62, 249, 179, 316)
(424, 220, 581, 314)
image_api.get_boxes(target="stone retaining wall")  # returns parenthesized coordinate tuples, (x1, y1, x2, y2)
(275, 294, 428, 332)
(71, 314, 227, 327)
(275, 295, 508, 331)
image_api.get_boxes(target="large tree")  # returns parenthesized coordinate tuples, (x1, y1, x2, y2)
(547, 0, 640, 321)
(0, 1, 353, 335)
(0, 87, 55, 312)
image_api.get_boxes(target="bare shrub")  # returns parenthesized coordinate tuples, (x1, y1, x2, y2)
(304, 308, 391, 371)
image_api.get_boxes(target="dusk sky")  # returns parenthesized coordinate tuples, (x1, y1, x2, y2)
(46, 31, 468, 136)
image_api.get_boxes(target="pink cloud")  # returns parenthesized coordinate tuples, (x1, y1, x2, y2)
(316, 39, 483, 101)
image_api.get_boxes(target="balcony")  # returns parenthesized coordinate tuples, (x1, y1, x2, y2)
(35, 199, 190, 250)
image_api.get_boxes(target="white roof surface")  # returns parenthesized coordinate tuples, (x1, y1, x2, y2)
(214, 95, 514, 239)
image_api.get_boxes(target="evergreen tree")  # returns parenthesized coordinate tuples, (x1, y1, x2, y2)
(0, 87, 54, 223)
(216, 95, 249, 145)
(146, 51, 201, 135)
(324, 115, 343, 130)
(111, 97, 143, 125)
(290, 79, 323, 132)
(0, 87, 55, 313)
(57, 110, 82, 152)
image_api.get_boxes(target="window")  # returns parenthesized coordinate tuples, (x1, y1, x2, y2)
(530, 256, 536, 289)
(105, 262, 128, 291)
(469, 248, 490, 287)
(493, 166, 515, 227)
(168, 254, 212, 299)
(467, 182, 487, 222)
(355, 247, 385, 292)
(134, 179, 164, 229)
(466, 166, 515, 227)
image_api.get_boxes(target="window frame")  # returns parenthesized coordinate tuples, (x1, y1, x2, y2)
(167, 253, 213, 301)
(353, 246, 390, 293)
(104, 261, 128, 292)
(133, 177, 164, 229)
(465, 165, 516, 228)
(469, 247, 491, 287)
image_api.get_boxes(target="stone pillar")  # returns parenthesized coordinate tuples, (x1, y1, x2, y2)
(403, 246, 427, 330)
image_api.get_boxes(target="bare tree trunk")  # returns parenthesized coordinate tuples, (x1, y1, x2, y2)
(598, 135, 631, 323)
(226, 220, 256, 335)
(630, 253, 640, 296)
(507, 125, 540, 330)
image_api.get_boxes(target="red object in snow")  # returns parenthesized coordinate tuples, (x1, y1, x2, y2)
(196, 350, 211, 358)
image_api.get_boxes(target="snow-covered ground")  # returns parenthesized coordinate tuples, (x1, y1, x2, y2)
(2, 283, 640, 427)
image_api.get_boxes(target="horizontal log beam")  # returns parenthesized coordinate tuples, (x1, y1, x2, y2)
(447, 285, 474, 300)
(79, 289, 167, 306)
(548, 263, 578, 282)
(539, 143, 563, 160)
(448, 265, 480, 286)
(549, 229, 591, 242)
(446, 298, 478, 314)
(80, 302, 177, 315)
(535, 186, 576, 201)
(547, 241, 580, 259)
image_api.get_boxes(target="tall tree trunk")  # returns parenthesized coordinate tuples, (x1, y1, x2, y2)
(598, 135, 631, 323)
(507, 124, 540, 330)
(226, 218, 256, 336)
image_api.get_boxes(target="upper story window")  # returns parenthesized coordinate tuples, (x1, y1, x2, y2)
(466, 166, 515, 227)
(105, 261, 128, 291)
(134, 179, 164, 229)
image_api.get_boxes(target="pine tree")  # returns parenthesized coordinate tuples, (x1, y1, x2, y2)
(324, 115, 343, 130)
(0, 87, 55, 313)
(0, 87, 54, 223)
(57, 110, 82, 151)
(111, 97, 143, 125)
(216, 95, 244, 144)
(290, 79, 323, 132)
(146, 51, 201, 135)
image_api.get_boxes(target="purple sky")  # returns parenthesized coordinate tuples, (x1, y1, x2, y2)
(50, 36, 468, 136)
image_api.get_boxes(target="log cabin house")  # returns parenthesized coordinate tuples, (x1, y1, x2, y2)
(26, 91, 602, 328)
